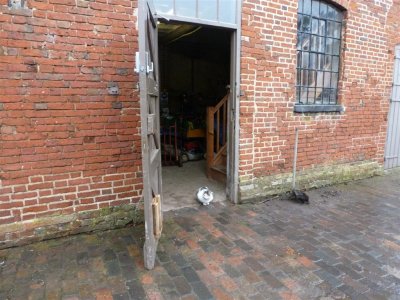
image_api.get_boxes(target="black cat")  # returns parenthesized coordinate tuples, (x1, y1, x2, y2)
(291, 190, 309, 204)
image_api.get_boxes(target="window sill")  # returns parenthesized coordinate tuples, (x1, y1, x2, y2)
(294, 104, 344, 113)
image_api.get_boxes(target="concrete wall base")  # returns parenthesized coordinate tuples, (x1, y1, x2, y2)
(239, 161, 383, 202)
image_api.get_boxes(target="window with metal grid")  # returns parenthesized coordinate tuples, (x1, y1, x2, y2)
(296, 0, 343, 111)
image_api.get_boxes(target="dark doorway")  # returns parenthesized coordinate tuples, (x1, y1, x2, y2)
(158, 22, 231, 211)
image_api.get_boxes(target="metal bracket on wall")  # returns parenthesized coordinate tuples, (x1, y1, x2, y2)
(8, 0, 25, 9)
(134, 52, 153, 74)
(134, 52, 141, 74)
(107, 82, 120, 95)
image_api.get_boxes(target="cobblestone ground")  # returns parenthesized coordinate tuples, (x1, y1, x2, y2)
(1, 173, 400, 300)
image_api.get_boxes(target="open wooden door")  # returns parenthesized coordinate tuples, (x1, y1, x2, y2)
(137, 0, 162, 270)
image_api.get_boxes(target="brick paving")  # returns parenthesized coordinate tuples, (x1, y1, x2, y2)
(1, 172, 400, 299)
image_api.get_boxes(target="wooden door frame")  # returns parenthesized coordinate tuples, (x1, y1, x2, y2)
(228, 30, 240, 204)
(227, 0, 241, 204)
(145, 4, 242, 204)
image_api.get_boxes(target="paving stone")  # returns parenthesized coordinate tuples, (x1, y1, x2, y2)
(1, 173, 400, 299)
(338, 284, 360, 298)
(171, 253, 188, 267)
(173, 276, 192, 296)
(315, 261, 342, 277)
(314, 250, 340, 266)
(61, 295, 80, 300)
(351, 241, 371, 252)
(214, 243, 232, 256)
(216, 217, 229, 225)
(259, 270, 285, 290)
(234, 239, 253, 251)
(156, 273, 175, 292)
(335, 264, 364, 281)
(157, 251, 171, 263)
(62, 279, 79, 295)
(105, 260, 121, 276)
(76, 252, 89, 266)
(173, 239, 187, 248)
(241, 267, 262, 284)
(163, 261, 181, 277)
(120, 235, 135, 245)
(182, 266, 201, 283)
(198, 240, 214, 252)
(104, 249, 117, 261)
(117, 252, 134, 266)
(219, 237, 235, 248)
(181, 294, 198, 300)
(164, 290, 181, 299)
(221, 263, 241, 278)
(314, 269, 343, 288)
(191, 281, 213, 300)
(243, 257, 264, 272)
(188, 258, 205, 271)
(126, 280, 146, 300)
(112, 292, 130, 300)
(120, 265, 137, 279)
(359, 252, 385, 266)
(206, 234, 220, 245)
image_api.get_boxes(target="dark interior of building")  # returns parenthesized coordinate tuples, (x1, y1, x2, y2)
(158, 22, 230, 166)
(158, 22, 231, 210)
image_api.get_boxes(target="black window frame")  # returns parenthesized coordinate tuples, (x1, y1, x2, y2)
(295, 0, 344, 113)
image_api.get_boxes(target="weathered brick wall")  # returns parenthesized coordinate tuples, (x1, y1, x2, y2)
(387, 1, 400, 56)
(0, 0, 142, 244)
(1, 0, 400, 244)
(239, 0, 400, 198)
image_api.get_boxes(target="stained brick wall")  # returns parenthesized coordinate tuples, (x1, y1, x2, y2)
(387, 2, 400, 60)
(239, 0, 400, 192)
(0, 0, 142, 233)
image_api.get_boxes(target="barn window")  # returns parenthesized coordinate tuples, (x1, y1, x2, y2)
(295, 0, 344, 113)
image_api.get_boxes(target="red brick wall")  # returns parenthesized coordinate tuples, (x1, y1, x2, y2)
(1, 0, 400, 234)
(0, 0, 142, 227)
(388, 1, 400, 56)
(239, 0, 399, 184)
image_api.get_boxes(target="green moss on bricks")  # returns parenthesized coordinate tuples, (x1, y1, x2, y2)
(0, 203, 145, 250)
(99, 207, 112, 217)
(239, 161, 383, 202)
